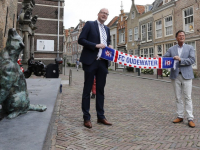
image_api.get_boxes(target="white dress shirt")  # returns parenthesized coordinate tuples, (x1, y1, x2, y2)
(97, 20, 107, 59)
(177, 43, 184, 57)
(177, 43, 184, 71)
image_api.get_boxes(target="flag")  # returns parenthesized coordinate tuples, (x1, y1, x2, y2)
(100, 47, 174, 69)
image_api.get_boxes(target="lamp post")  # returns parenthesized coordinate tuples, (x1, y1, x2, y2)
(124, 47, 127, 72)
(63, 54, 66, 75)
(57, 0, 60, 58)
(136, 39, 141, 76)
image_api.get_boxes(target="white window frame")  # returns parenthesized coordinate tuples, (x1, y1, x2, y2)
(120, 33, 125, 43)
(165, 43, 173, 53)
(183, 7, 194, 33)
(128, 29, 132, 42)
(149, 47, 154, 58)
(134, 49, 138, 56)
(141, 24, 146, 42)
(157, 45, 163, 56)
(134, 27, 138, 41)
(129, 50, 133, 55)
(155, 20, 162, 39)
(140, 49, 144, 57)
(147, 22, 152, 41)
(143, 48, 148, 57)
(165, 16, 173, 36)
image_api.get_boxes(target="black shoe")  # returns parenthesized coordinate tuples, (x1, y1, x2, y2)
(91, 94, 95, 99)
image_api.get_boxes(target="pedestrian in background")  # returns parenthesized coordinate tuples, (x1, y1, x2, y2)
(76, 59, 80, 71)
(91, 76, 96, 99)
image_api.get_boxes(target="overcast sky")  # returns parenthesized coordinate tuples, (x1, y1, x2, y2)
(64, 0, 155, 29)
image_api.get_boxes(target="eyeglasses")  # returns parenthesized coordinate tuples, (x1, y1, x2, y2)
(100, 12, 109, 16)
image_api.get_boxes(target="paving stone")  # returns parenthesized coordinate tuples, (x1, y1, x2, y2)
(49, 68, 200, 150)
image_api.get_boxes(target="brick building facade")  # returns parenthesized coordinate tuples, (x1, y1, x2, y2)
(107, 16, 119, 70)
(17, 0, 65, 65)
(65, 20, 85, 64)
(0, 0, 18, 51)
(174, 0, 200, 76)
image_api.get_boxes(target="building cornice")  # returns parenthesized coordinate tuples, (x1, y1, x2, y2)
(139, 14, 153, 22)
(35, 33, 64, 37)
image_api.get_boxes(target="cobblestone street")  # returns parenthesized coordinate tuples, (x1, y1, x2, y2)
(51, 67, 200, 150)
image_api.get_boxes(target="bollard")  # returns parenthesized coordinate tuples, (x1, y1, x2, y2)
(60, 84, 62, 93)
(64, 59, 66, 75)
(69, 69, 72, 86)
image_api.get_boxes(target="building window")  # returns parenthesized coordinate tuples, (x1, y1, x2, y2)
(165, 43, 173, 53)
(147, 22, 152, 41)
(157, 45, 162, 56)
(165, 16, 173, 36)
(113, 35, 115, 48)
(129, 50, 133, 55)
(134, 27, 138, 41)
(141, 24, 146, 42)
(75, 36, 77, 40)
(184, 7, 194, 32)
(144, 48, 148, 57)
(134, 49, 138, 56)
(185, 41, 196, 69)
(110, 36, 112, 45)
(149, 47, 154, 57)
(121, 15, 123, 21)
(132, 11, 135, 19)
(156, 20, 162, 38)
(145, 5, 152, 13)
(129, 29, 132, 41)
(120, 33, 125, 43)
(140, 49, 144, 57)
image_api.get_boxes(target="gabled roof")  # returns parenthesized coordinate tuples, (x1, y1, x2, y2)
(107, 16, 119, 27)
(136, 5, 145, 14)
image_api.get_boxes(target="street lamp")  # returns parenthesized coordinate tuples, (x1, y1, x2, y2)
(124, 47, 127, 71)
(136, 39, 141, 76)
(63, 54, 67, 75)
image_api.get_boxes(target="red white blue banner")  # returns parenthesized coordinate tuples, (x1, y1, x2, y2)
(101, 47, 174, 69)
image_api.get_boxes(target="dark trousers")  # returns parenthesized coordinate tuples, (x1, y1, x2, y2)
(82, 59, 108, 121)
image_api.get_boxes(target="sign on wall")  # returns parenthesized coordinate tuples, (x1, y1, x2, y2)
(37, 39, 54, 51)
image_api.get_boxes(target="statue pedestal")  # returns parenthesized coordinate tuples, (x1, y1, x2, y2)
(0, 79, 61, 150)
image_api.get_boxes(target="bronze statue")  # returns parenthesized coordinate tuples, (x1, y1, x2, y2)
(24, 8, 32, 19)
(0, 28, 47, 119)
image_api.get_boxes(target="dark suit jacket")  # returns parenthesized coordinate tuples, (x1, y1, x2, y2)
(78, 20, 111, 67)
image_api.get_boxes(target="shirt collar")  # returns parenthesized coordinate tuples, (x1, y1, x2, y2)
(97, 20, 104, 26)
(177, 43, 185, 48)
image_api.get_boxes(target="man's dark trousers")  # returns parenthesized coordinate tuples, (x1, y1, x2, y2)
(82, 59, 108, 121)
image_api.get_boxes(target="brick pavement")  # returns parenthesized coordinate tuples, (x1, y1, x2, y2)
(50, 67, 200, 150)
